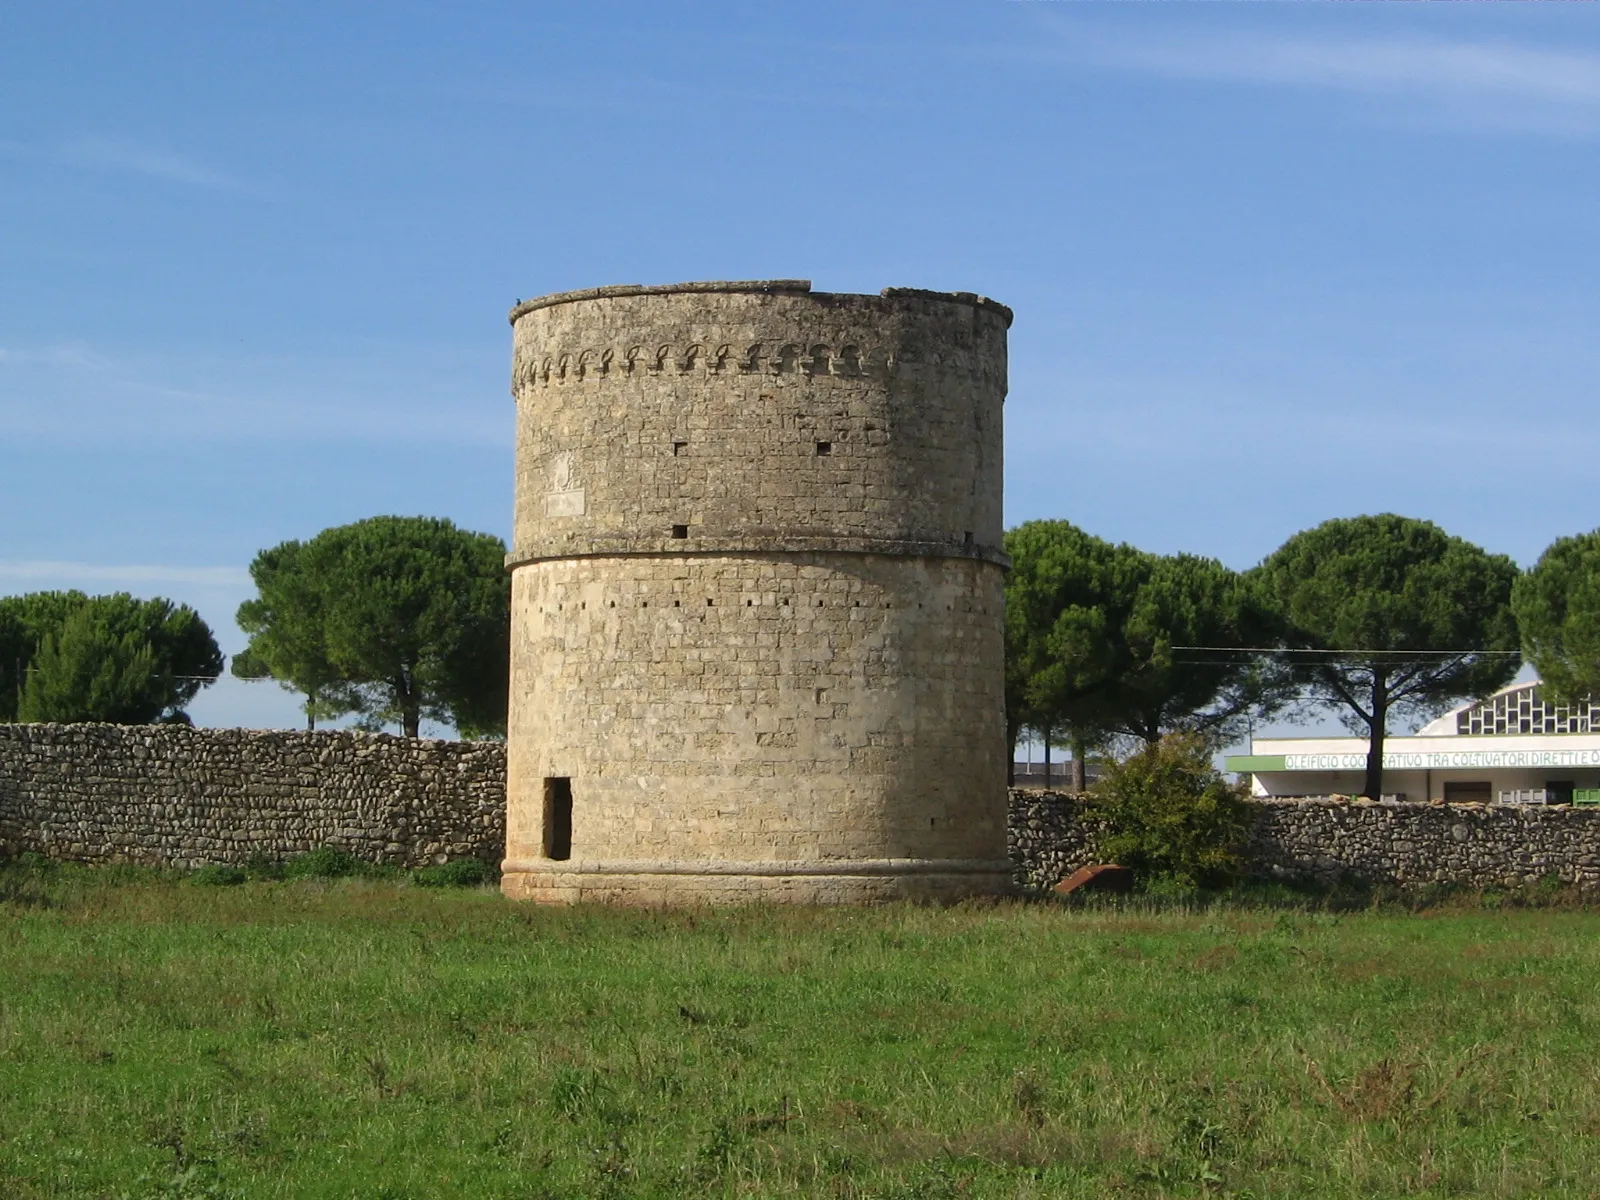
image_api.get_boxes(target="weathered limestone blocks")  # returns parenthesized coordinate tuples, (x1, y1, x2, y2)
(0, 724, 504, 869)
(504, 281, 1015, 904)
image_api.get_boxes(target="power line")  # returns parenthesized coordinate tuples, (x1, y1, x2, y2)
(13, 666, 223, 682)
(1170, 646, 1520, 657)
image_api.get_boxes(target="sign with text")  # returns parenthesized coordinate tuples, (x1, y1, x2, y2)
(1284, 749, 1600, 772)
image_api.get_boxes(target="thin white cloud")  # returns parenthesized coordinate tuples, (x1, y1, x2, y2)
(0, 340, 106, 371)
(1032, 21, 1600, 128)
(0, 338, 508, 447)
(0, 561, 252, 588)
(1159, 37, 1600, 104)
(59, 136, 244, 190)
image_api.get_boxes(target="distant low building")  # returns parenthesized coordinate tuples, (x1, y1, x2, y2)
(1011, 759, 1103, 789)
(1226, 681, 1600, 805)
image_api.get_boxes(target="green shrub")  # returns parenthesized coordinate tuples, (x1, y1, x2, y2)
(1088, 733, 1252, 890)
(244, 853, 286, 881)
(413, 858, 498, 888)
(283, 846, 362, 880)
(2, 852, 60, 880)
(189, 864, 248, 887)
(0, 852, 60, 908)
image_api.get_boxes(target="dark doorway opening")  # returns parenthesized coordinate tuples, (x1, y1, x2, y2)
(543, 777, 572, 860)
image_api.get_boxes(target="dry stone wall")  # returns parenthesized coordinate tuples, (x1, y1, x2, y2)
(1007, 792, 1110, 894)
(1244, 798, 1600, 890)
(0, 724, 504, 869)
(10, 729, 1600, 893)
(1008, 790, 1600, 893)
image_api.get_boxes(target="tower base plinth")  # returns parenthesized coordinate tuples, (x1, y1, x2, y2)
(500, 858, 1015, 906)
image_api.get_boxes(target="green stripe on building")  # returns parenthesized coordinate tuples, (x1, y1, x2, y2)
(1224, 755, 1288, 773)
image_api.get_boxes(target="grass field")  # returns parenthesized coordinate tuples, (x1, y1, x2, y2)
(4, 860, 1600, 1198)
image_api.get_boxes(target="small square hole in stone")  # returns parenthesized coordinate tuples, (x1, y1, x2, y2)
(673, 441, 687, 456)
(816, 441, 832, 456)
(671, 524, 689, 539)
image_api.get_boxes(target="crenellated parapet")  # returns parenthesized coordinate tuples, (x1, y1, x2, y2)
(506, 280, 1012, 323)
(508, 282, 1010, 398)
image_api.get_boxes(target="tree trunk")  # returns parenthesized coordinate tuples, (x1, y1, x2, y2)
(1069, 731, 1086, 793)
(1363, 671, 1390, 800)
(1006, 718, 1020, 786)
(1042, 732, 1052, 789)
(397, 676, 421, 738)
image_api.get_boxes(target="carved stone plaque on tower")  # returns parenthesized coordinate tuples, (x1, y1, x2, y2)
(543, 451, 585, 517)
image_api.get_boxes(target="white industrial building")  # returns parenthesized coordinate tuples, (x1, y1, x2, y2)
(1226, 680, 1600, 805)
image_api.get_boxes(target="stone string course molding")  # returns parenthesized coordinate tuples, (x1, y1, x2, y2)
(1008, 791, 1600, 894)
(0, 724, 504, 869)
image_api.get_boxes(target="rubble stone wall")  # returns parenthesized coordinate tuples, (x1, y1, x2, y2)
(0, 724, 505, 869)
(10, 733, 1600, 893)
(1008, 789, 1600, 894)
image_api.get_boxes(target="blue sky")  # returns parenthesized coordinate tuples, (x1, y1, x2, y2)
(3, 1, 1598, 733)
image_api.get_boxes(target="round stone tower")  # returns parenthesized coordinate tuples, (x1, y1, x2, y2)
(502, 280, 1012, 904)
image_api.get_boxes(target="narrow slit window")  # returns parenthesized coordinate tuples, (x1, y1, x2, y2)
(542, 777, 572, 861)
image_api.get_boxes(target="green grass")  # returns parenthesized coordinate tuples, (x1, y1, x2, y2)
(4, 861, 1600, 1197)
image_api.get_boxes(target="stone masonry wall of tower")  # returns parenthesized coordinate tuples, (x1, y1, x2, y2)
(501, 281, 1013, 903)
